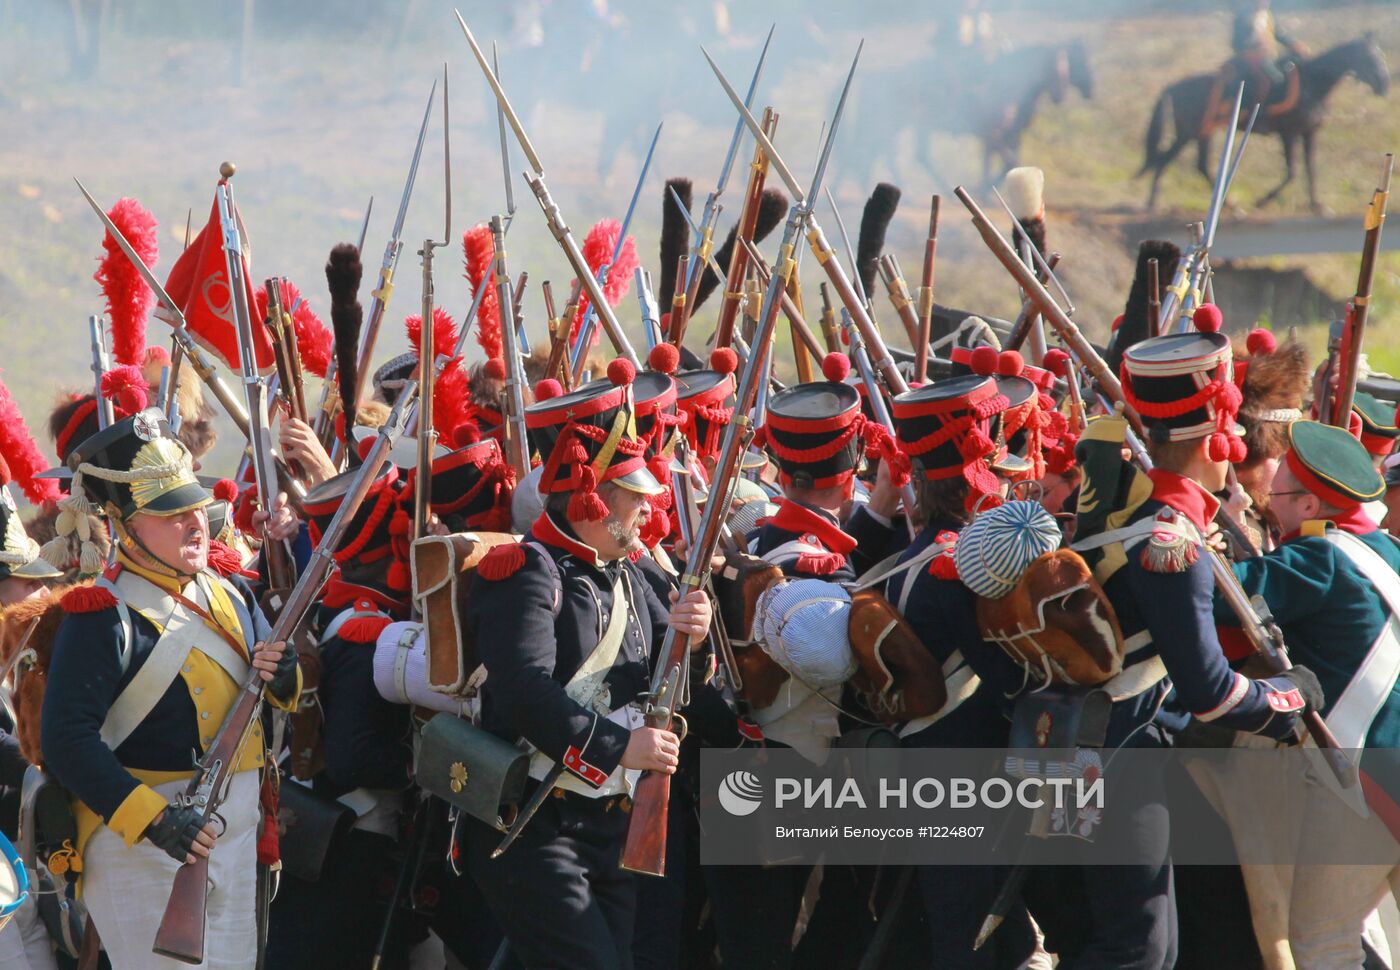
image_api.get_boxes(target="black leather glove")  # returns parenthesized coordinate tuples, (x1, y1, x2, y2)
(144, 805, 205, 862)
(1281, 664, 1325, 713)
(266, 640, 299, 701)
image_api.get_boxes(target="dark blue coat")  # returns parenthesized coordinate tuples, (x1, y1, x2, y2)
(749, 499, 859, 582)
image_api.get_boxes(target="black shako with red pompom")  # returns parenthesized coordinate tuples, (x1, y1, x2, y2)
(676, 347, 740, 465)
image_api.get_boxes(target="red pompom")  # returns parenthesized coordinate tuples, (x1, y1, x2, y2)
(1193, 304, 1223, 334)
(60, 584, 118, 613)
(607, 358, 636, 387)
(969, 345, 999, 377)
(144, 345, 171, 367)
(1111, 314, 1124, 333)
(1207, 432, 1231, 462)
(213, 478, 238, 502)
(821, 353, 852, 383)
(997, 350, 1025, 377)
(710, 347, 739, 376)
(1042, 348, 1071, 378)
(453, 422, 481, 448)
(1245, 328, 1276, 356)
(1228, 436, 1248, 463)
(483, 358, 507, 381)
(357, 437, 375, 461)
(100, 365, 150, 415)
(479, 543, 526, 581)
(648, 343, 680, 375)
(534, 378, 564, 401)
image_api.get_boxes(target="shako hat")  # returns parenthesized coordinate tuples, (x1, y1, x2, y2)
(892, 366, 1011, 510)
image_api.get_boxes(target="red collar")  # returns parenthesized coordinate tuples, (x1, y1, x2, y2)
(1147, 469, 1221, 533)
(765, 499, 858, 555)
(532, 512, 604, 567)
(1281, 505, 1379, 542)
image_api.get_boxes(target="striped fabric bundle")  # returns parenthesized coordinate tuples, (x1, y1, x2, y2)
(756, 580, 856, 689)
(954, 500, 1062, 600)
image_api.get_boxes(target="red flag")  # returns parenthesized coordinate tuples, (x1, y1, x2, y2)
(164, 190, 273, 372)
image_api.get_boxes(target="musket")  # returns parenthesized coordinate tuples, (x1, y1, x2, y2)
(1002, 252, 1061, 354)
(915, 195, 940, 384)
(512, 270, 530, 355)
(262, 279, 307, 484)
(456, 11, 640, 366)
(543, 279, 580, 389)
(824, 185, 874, 316)
(714, 107, 780, 349)
(74, 178, 307, 507)
(621, 45, 856, 878)
(492, 215, 530, 480)
(1330, 153, 1393, 427)
(876, 254, 923, 351)
(569, 121, 662, 375)
(706, 46, 908, 397)
(818, 282, 840, 353)
(1146, 258, 1161, 337)
(788, 273, 814, 383)
(667, 253, 692, 347)
(152, 354, 426, 964)
(492, 42, 516, 222)
(357, 196, 374, 254)
(216, 166, 295, 597)
(636, 268, 663, 352)
(957, 184, 1354, 786)
(414, 63, 452, 556)
(737, 237, 829, 363)
(681, 25, 775, 312)
(88, 316, 113, 429)
(842, 310, 917, 539)
(351, 79, 439, 411)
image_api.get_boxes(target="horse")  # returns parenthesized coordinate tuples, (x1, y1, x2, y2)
(843, 38, 1092, 188)
(1138, 34, 1390, 212)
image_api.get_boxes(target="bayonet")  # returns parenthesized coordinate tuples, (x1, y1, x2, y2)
(493, 42, 516, 219)
(352, 79, 439, 409)
(88, 316, 112, 428)
(824, 186, 869, 310)
(569, 120, 662, 373)
(456, 9, 639, 365)
(356, 196, 374, 254)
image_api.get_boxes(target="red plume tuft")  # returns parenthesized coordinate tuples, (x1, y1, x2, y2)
(997, 350, 1025, 377)
(1193, 304, 1223, 334)
(483, 358, 507, 381)
(95, 198, 159, 367)
(710, 347, 739, 376)
(0, 456, 9, 486)
(462, 225, 502, 362)
(434, 359, 473, 441)
(821, 353, 852, 383)
(100, 365, 150, 416)
(648, 342, 680, 375)
(969, 346, 999, 376)
(607, 358, 637, 386)
(535, 379, 563, 401)
(213, 479, 239, 502)
(570, 219, 639, 345)
(1245, 328, 1277, 356)
(8, 384, 63, 503)
(405, 307, 459, 362)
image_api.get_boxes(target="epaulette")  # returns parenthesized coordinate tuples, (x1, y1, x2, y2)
(927, 530, 960, 580)
(337, 598, 393, 644)
(795, 550, 846, 576)
(478, 542, 526, 581)
(59, 583, 117, 613)
(1140, 508, 1201, 574)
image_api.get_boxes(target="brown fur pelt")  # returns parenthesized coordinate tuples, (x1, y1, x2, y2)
(1236, 337, 1310, 467)
(0, 585, 71, 766)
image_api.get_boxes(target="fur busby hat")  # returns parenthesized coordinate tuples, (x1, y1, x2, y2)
(1120, 305, 1245, 462)
(526, 359, 663, 522)
(1232, 328, 1309, 468)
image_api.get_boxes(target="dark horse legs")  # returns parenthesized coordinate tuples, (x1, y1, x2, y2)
(1256, 131, 1298, 208)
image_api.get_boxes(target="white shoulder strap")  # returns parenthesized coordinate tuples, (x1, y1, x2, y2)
(1321, 531, 1400, 749)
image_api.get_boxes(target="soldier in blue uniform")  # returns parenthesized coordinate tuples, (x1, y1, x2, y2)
(884, 366, 1039, 969)
(462, 359, 712, 970)
(40, 410, 299, 970)
(1215, 419, 1400, 968)
(1015, 324, 1320, 970)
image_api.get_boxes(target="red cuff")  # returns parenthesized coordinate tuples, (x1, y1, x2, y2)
(562, 746, 609, 788)
(1265, 687, 1305, 713)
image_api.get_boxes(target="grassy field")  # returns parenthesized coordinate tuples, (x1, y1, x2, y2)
(0, 2, 1396, 483)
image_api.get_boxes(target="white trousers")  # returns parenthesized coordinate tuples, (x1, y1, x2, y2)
(82, 773, 259, 970)
(0, 888, 58, 970)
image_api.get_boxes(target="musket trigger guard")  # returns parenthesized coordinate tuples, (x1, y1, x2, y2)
(671, 713, 689, 744)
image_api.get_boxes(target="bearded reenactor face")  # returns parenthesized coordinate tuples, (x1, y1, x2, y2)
(128, 507, 210, 576)
(600, 483, 651, 555)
